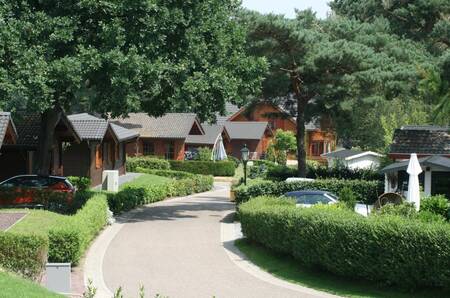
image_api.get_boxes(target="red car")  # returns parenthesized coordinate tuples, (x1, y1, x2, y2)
(0, 175, 75, 206)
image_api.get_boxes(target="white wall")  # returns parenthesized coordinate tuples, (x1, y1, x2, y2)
(345, 155, 381, 170)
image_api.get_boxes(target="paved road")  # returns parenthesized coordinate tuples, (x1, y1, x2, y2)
(103, 183, 335, 298)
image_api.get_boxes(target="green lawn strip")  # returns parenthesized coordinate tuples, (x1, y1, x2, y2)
(235, 239, 449, 298)
(0, 271, 62, 298)
(6, 209, 65, 236)
(120, 174, 171, 189)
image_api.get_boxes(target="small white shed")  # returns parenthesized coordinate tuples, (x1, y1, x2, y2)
(321, 149, 383, 170)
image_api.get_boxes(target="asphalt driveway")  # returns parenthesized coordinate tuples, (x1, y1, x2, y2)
(102, 183, 336, 298)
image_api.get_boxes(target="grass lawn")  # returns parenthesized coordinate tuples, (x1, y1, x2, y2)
(120, 174, 171, 189)
(6, 209, 65, 236)
(0, 271, 63, 298)
(235, 239, 450, 298)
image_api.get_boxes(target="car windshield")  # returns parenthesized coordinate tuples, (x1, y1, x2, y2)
(294, 194, 332, 205)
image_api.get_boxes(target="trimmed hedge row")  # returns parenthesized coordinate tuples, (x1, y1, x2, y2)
(169, 160, 235, 176)
(233, 179, 383, 204)
(240, 196, 450, 288)
(126, 157, 170, 172)
(48, 193, 108, 264)
(264, 164, 383, 182)
(0, 233, 48, 280)
(108, 170, 213, 214)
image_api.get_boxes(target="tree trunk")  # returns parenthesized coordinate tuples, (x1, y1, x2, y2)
(296, 98, 307, 177)
(35, 106, 63, 176)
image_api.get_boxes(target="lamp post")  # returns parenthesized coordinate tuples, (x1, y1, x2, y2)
(241, 144, 249, 185)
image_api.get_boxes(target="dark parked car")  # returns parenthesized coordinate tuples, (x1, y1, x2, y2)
(0, 175, 75, 206)
(283, 190, 338, 207)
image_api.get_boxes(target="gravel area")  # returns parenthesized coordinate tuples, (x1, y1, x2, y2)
(0, 212, 27, 231)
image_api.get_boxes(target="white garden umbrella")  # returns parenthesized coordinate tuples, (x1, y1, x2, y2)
(406, 153, 422, 211)
(212, 135, 227, 161)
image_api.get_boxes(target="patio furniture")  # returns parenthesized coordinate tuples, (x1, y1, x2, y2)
(373, 192, 404, 209)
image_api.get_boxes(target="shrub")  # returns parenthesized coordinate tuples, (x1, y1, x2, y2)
(107, 171, 213, 214)
(48, 193, 108, 264)
(233, 179, 382, 205)
(266, 164, 383, 182)
(0, 233, 48, 280)
(67, 176, 91, 191)
(338, 187, 357, 210)
(421, 195, 450, 220)
(169, 160, 235, 176)
(126, 157, 170, 172)
(379, 202, 416, 218)
(227, 156, 240, 168)
(239, 196, 450, 288)
(196, 147, 212, 161)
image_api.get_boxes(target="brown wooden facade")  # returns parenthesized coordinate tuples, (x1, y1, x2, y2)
(228, 102, 336, 162)
(126, 138, 186, 160)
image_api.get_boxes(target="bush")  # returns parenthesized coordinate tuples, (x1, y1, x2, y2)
(196, 147, 212, 161)
(338, 187, 357, 210)
(0, 233, 48, 280)
(379, 202, 416, 218)
(227, 156, 240, 168)
(169, 160, 235, 176)
(48, 193, 108, 264)
(126, 156, 170, 172)
(233, 179, 382, 205)
(239, 196, 450, 288)
(67, 176, 91, 191)
(421, 195, 450, 220)
(266, 163, 383, 182)
(107, 171, 213, 214)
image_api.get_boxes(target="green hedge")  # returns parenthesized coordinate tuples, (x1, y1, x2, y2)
(48, 193, 108, 264)
(240, 196, 450, 288)
(67, 176, 91, 191)
(126, 156, 170, 172)
(0, 233, 48, 280)
(169, 160, 235, 176)
(108, 171, 213, 214)
(233, 179, 383, 204)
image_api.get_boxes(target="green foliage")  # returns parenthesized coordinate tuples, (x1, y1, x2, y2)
(421, 195, 450, 220)
(266, 129, 296, 166)
(67, 176, 91, 191)
(379, 202, 417, 218)
(338, 187, 357, 210)
(239, 196, 450, 288)
(227, 156, 241, 168)
(0, 0, 266, 120)
(241, 9, 434, 175)
(196, 147, 213, 161)
(107, 171, 213, 214)
(126, 157, 170, 172)
(0, 233, 48, 280)
(233, 178, 382, 205)
(265, 163, 382, 182)
(169, 160, 235, 176)
(48, 193, 108, 264)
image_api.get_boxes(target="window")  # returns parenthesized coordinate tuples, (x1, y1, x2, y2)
(311, 141, 324, 156)
(431, 172, 450, 199)
(143, 141, 155, 156)
(95, 145, 103, 169)
(165, 141, 175, 159)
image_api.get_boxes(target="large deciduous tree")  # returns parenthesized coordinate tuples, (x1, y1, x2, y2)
(0, 0, 266, 175)
(241, 10, 433, 176)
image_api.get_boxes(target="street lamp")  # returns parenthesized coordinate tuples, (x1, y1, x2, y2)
(241, 144, 250, 185)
